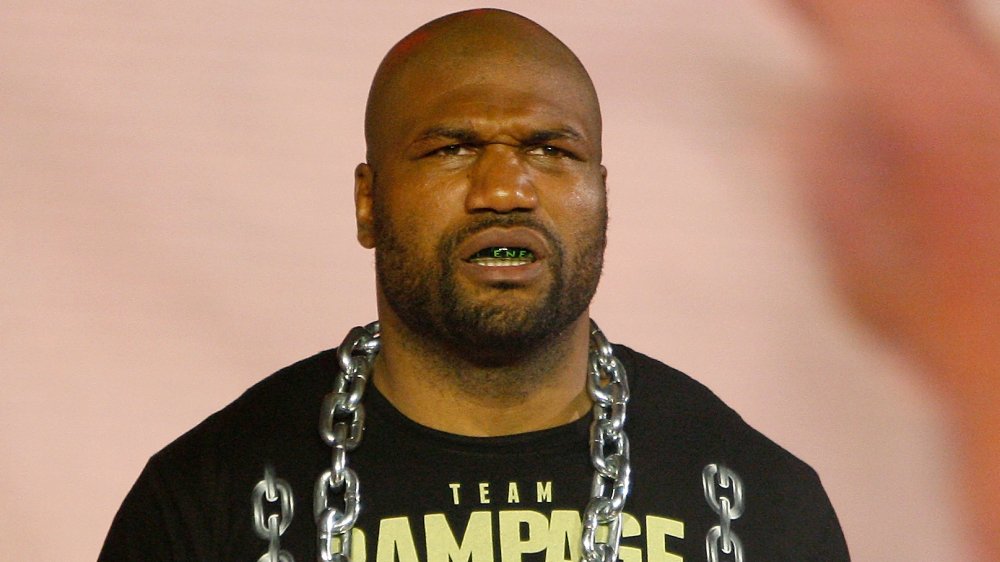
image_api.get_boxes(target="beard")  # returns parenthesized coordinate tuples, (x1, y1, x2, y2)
(373, 202, 607, 366)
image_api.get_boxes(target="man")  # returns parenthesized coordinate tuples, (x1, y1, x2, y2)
(100, 9, 849, 561)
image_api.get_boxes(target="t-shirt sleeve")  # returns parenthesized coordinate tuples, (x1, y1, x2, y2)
(807, 483, 851, 561)
(98, 459, 208, 562)
(787, 467, 851, 561)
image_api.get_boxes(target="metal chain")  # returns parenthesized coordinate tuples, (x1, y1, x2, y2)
(702, 464, 746, 562)
(582, 322, 632, 562)
(315, 319, 630, 562)
(253, 465, 296, 562)
(314, 322, 378, 562)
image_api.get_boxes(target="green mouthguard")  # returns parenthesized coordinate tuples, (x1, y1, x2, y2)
(470, 247, 535, 260)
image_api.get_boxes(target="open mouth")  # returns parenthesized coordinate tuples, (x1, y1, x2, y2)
(467, 246, 537, 267)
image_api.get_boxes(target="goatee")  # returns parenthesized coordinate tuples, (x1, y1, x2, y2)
(374, 209, 606, 366)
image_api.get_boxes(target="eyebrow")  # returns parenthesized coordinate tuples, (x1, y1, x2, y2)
(415, 127, 482, 144)
(414, 126, 585, 145)
(523, 128, 584, 144)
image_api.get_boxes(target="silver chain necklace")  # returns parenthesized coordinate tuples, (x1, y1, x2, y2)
(313, 319, 631, 562)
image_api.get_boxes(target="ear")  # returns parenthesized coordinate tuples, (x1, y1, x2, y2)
(354, 163, 376, 249)
(600, 165, 608, 182)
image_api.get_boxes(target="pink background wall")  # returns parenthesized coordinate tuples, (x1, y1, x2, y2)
(4, 2, 992, 560)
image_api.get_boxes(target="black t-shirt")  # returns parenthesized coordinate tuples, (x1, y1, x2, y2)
(99, 345, 850, 561)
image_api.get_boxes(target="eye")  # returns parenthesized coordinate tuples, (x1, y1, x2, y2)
(428, 144, 474, 157)
(526, 145, 574, 159)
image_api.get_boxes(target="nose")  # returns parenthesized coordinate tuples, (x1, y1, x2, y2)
(465, 145, 539, 213)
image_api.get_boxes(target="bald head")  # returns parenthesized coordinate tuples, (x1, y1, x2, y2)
(364, 9, 602, 166)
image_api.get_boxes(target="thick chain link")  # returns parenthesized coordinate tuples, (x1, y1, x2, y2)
(702, 464, 746, 562)
(315, 319, 630, 562)
(582, 322, 632, 562)
(253, 466, 296, 562)
(314, 321, 379, 562)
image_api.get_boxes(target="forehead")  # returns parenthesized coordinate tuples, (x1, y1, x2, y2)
(387, 58, 600, 143)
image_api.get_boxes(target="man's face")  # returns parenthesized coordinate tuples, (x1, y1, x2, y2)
(357, 58, 607, 362)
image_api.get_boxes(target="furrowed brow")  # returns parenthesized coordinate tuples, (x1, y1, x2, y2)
(415, 126, 482, 144)
(523, 128, 584, 144)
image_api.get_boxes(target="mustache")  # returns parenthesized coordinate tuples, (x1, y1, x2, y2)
(441, 213, 562, 259)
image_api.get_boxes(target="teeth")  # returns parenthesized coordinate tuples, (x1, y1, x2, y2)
(468, 246, 536, 264)
(471, 258, 532, 267)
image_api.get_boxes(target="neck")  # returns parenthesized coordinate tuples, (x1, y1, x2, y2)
(372, 306, 593, 437)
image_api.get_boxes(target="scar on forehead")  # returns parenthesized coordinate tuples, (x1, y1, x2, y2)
(385, 29, 433, 62)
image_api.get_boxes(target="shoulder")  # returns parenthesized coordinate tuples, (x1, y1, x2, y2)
(614, 343, 820, 477)
(615, 345, 847, 556)
(613, 343, 737, 424)
(151, 348, 339, 471)
(102, 349, 343, 560)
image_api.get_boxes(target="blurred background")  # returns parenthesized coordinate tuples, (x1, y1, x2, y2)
(4, 1, 994, 560)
